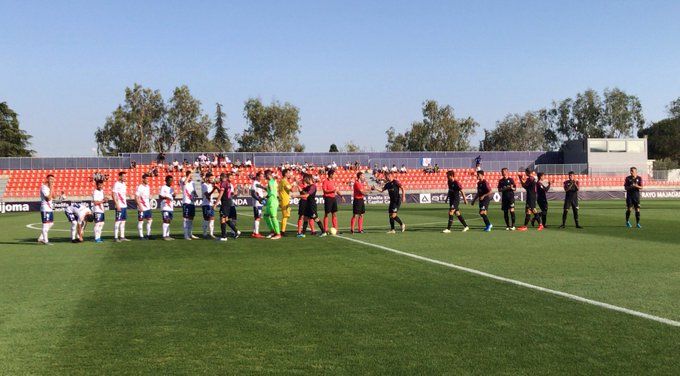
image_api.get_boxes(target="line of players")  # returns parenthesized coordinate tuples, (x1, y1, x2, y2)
(443, 166, 643, 232)
(36, 166, 643, 244)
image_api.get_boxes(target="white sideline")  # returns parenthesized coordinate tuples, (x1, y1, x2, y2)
(336, 235, 680, 327)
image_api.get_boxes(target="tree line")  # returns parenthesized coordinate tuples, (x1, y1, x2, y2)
(94, 84, 303, 155)
(1, 87, 679, 170)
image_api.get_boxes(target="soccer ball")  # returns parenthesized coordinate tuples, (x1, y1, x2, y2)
(330, 227, 338, 236)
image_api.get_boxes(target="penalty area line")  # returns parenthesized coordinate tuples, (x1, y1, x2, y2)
(336, 235, 680, 328)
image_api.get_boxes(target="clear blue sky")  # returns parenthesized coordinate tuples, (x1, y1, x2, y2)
(2, 0, 679, 156)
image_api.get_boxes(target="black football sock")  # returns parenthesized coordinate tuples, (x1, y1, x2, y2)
(447, 215, 454, 230)
(227, 221, 238, 233)
(457, 215, 468, 227)
(635, 211, 640, 224)
(510, 211, 516, 227)
(625, 210, 631, 222)
(389, 217, 395, 230)
(562, 210, 568, 225)
(394, 216, 403, 226)
(524, 214, 530, 226)
(541, 212, 548, 226)
(573, 208, 579, 225)
(481, 214, 490, 227)
(503, 210, 510, 227)
(317, 220, 325, 233)
(220, 222, 227, 238)
(301, 220, 308, 234)
(534, 212, 542, 226)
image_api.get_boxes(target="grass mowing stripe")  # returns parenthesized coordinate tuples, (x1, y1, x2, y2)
(336, 234, 680, 328)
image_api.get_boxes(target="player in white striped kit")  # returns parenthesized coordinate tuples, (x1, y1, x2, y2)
(135, 173, 153, 240)
(92, 179, 106, 243)
(112, 171, 130, 242)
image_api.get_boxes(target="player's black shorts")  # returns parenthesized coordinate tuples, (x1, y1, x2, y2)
(298, 199, 307, 216)
(448, 195, 460, 211)
(388, 201, 401, 214)
(324, 196, 338, 213)
(538, 199, 548, 212)
(353, 198, 365, 215)
(478, 197, 491, 212)
(525, 195, 537, 210)
(219, 200, 232, 218)
(304, 202, 318, 219)
(626, 194, 641, 209)
(501, 197, 515, 211)
(563, 196, 579, 210)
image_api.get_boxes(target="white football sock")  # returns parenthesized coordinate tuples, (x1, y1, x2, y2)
(254, 219, 260, 234)
(114, 221, 120, 239)
(138, 221, 144, 238)
(42, 223, 50, 243)
(146, 220, 153, 236)
(119, 221, 126, 238)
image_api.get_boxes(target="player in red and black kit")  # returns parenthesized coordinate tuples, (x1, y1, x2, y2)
(350, 171, 373, 234)
(378, 172, 405, 233)
(560, 171, 582, 228)
(470, 170, 493, 231)
(443, 170, 469, 233)
(497, 168, 516, 230)
(297, 174, 326, 238)
(322, 169, 343, 235)
(517, 168, 544, 231)
(624, 166, 643, 228)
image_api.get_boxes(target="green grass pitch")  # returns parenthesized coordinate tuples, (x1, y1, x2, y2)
(1, 200, 679, 374)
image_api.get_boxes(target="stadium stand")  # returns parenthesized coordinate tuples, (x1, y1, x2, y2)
(1, 164, 677, 200)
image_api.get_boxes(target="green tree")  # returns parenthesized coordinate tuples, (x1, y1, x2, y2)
(95, 84, 165, 155)
(159, 85, 211, 152)
(601, 88, 644, 138)
(344, 141, 360, 152)
(572, 89, 604, 138)
(237, 98, 302, 152)
(329, 143, 339, 152)
(212, 103, 232, 152)
(638, 117, 680, 163)
(666, 97, 680, 119)
(385, 100, 478, 151)
(481, 112, 550, 151)
(543, 88, 645, 148)
(0, 102, 34, 157)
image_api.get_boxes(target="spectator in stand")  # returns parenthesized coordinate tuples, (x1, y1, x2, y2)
(475, 155, 482, 171)
(331, 161, 338, 169)
(224, 155, 231, 164)
(234, 159, 242, 167)
(93, 171, 105, 182)
(130, 161, 137, 169)
(157, 152, 166, 166)
(231, 165, 239, 175)
(381, 165, 389, 173)
(354, 161, 360, 171)
(150, 164, 159, 177)
(434, 164, 440, 173)
(244, 158, 253, 167)
(399, 164, 407, 173)
(172, 159, 180, 171)
(390, 164, 398, 173)
(345, 162, 351, 170)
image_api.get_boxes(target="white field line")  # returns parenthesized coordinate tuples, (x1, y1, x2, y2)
(336, 235, 680, 328)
